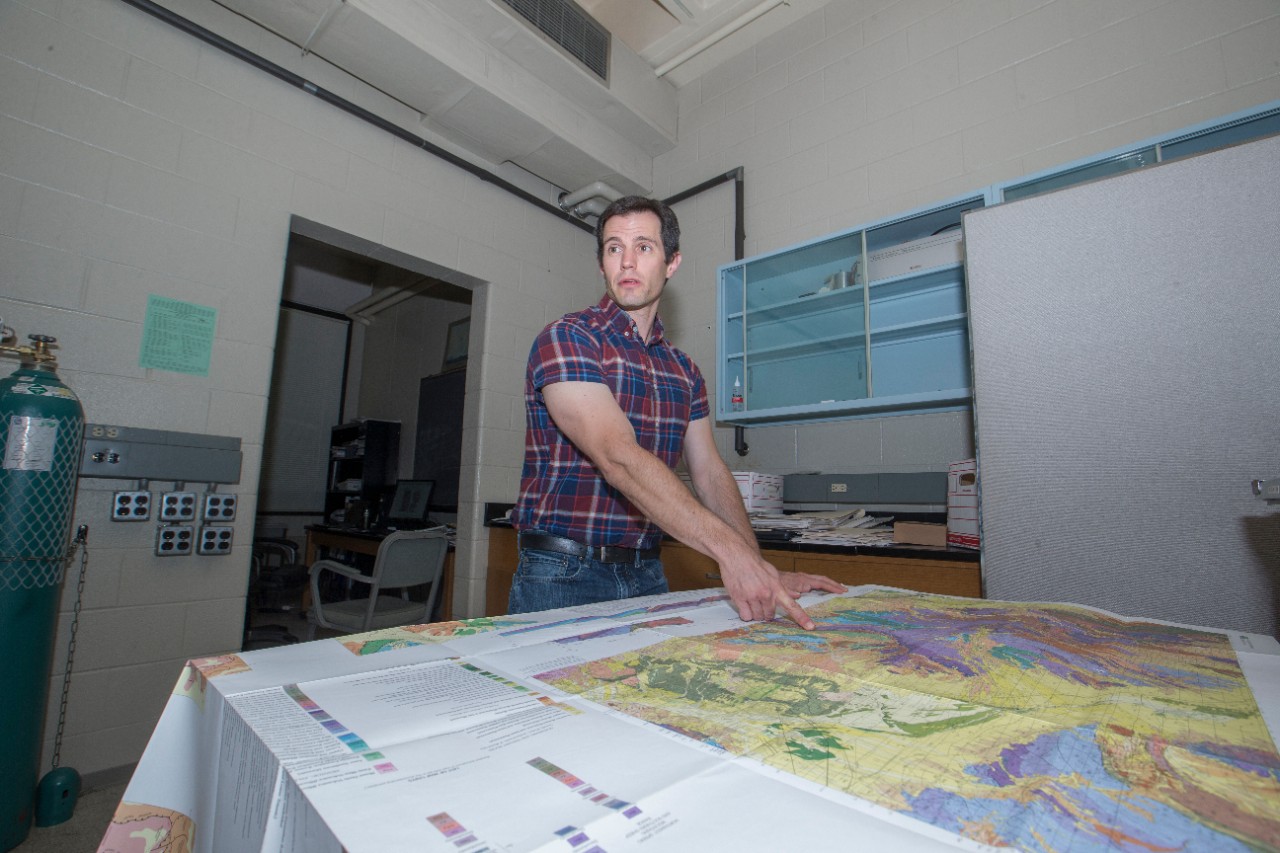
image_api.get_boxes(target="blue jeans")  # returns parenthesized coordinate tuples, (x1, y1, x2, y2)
(508, 546, 668, 614)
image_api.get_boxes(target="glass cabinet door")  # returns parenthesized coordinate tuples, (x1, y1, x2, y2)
(863, 196, 982, 402)
(722, 233, 867, 417)
(744, 284, 868, 411)
(1001, 148, 1156, 203)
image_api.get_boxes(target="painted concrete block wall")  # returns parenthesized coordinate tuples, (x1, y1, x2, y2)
(0, 0, 598, 777)
(652, 0, 1280, 489)
(7, 0, 1279, 781)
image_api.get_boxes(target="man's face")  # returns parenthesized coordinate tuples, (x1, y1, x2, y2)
(599, 211, 681, 313)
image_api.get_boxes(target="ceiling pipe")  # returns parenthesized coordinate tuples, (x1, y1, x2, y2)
(558, 181, 623, 209)
(344, 279, 431, 324)
(569, 197, 611, 218)
(655, 0, 787, 78)
(662, 166, 750, 456)
(558, 181, 624, 219)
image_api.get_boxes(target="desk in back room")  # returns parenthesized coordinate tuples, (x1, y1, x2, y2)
(303, 524, 454, 622)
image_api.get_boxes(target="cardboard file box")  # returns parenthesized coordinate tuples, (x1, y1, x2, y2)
(947, 459, 979, 549)
(893, 521, 948, 547)
(733, 472, 784, 513)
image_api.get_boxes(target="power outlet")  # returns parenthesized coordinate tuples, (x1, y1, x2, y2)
(198, 525, 234, 556)
(159, 491, 198, 522)
(155, 524, 194, 556)
(112, 491, 152, 521)
(202, 494, 237, 522)
(830, 482, 848, 493)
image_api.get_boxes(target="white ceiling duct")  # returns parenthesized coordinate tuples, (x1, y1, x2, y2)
(204, 0, 672, 194)
(558, 180, 624, 218)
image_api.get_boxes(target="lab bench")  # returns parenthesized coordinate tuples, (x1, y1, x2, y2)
(483, 506, 979, 616)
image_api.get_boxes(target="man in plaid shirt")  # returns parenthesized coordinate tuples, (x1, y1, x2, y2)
(511, 196, 843, 628)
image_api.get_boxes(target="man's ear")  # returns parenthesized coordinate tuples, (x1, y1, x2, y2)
(665, 251, 682, 279)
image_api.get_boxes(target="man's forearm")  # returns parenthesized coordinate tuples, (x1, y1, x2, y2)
(690, 464, 758, 552)
(539, 381, 756, 566)
(594, 442, 755, 563)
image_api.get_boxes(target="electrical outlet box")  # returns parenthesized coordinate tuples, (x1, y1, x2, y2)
(203, 494, 237, 521)
(155, 525, 194, 556)
(198, 525, 234, 556)
(160, 492, 198, 522)
(112, 491, 151, 521)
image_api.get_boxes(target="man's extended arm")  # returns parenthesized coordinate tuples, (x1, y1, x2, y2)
(681, 416, 846, 610)
(542, 381, 842, 628)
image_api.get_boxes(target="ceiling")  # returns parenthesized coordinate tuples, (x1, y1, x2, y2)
(204, 0, 824, 313)
(584, 0, 788, 71)
(206, 0, 819, 198)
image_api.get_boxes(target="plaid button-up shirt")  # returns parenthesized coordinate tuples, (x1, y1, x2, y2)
(513, 295, 708, 549)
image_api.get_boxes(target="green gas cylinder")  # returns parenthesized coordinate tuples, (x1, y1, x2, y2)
(0, 334, 85, 852)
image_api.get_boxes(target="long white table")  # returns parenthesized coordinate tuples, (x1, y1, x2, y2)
(98, 586, 1280, 852)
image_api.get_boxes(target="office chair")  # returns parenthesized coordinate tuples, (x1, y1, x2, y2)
(243, 534, 309, 650)
(305, 528, 449, 640)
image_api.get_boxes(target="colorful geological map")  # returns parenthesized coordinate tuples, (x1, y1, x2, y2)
(538, 590, 1280, 852)
(339, 615, 537, 655)
(97, 802, 194, 853)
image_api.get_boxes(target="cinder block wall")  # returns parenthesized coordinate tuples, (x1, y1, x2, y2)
(654, 0, 1280, 499)
(0, 0, 598, 776)
(3, 0, 1278, 778)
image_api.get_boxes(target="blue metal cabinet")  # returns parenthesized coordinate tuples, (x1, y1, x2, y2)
(1000, 101, 1280, 203)
(717, 99, 1280, 426)
(717, 193, 986, 424)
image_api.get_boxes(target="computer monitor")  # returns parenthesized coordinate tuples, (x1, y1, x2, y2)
(384, 479, 434, 526)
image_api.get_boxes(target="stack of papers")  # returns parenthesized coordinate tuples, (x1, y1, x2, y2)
(793, 511, 894, 546)
(749, 509, 896, 546)
(792, 526, 894, 547)
(749, 508, 868, 531)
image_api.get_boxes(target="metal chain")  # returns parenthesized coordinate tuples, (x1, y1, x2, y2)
(51, 524, 89, 770)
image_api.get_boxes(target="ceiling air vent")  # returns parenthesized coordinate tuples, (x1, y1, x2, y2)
(495, 0, 611, 83)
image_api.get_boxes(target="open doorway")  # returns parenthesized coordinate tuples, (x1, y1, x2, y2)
(248, 220, 476, 646)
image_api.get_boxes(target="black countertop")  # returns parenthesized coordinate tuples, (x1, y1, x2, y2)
(483, 503, 978, 563)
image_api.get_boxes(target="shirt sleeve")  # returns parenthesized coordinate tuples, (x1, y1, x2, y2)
(685, 356, 710, 422)
(528, 317, 604, 391)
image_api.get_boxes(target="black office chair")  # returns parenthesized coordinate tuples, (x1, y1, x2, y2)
(243, 532, 308, 650)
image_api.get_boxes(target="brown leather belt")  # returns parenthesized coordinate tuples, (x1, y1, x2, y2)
(518, 532, 661, 564)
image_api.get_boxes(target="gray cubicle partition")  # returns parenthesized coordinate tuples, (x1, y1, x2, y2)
(963, 134, 1280, 636)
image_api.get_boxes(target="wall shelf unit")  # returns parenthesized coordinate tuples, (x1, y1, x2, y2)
(325, 419, 400, 523)
(718, 194, 984, 424)
(716, 98, 1280, 427)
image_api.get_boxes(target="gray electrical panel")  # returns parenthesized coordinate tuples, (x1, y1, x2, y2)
(80, 424, 242, 484)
